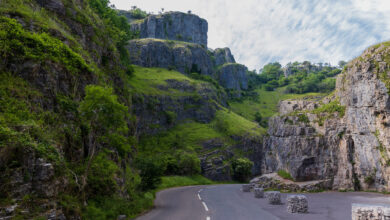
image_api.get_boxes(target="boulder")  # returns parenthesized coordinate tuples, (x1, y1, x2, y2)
(352, 203, 390, 220)
(130, 12, 208, 47)
(286, 195, 308, 213)
(265, 191, 281, 204)
(254, 187, 264, 198)
(242, 184, 251, 192)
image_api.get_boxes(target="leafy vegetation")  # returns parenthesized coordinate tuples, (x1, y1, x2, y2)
(277, 170, 294, 181)
(0, 16, 92, 74)
(248, 61, 341, 94)
(229, 87, 325, 122)
(128, 6, 148, 19)
(231, 158, 253, 182)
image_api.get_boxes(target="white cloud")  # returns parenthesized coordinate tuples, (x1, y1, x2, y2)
(111, 0, 390, 70)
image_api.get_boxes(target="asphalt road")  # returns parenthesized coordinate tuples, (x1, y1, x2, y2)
(136, 184, 390, 220)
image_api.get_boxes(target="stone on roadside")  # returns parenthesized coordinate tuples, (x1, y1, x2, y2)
(352, 203, 390, 220)
(286, 195, 308, 213)
(242, 184, 251, 192)
(254, 188, 264, 198)
(265, 191, 281, 204)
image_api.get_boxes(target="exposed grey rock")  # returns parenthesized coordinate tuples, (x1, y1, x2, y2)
(242, 184, 251, 192)
(130, 12, 208, 47)
(254, 187, 264, 198)
(4, 205, 17, 215)
(265, 191, 281, 204)
(286, 195, 308, 213)
(278, 99, 318, 116)
(35, 0, 65, 15)
(352, 203, 390, 220)
(261, 43, 390, 191)
(250, 173, 332, 192)
(127, 39, 213, 76)
(213, 48, 235, 66)
(217, 63, 248, 97)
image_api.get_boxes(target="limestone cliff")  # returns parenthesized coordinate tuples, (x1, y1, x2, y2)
(260, 42, 390, 192)
(127, 38, 214, 75)
(213, 47, 236, 66)
(217, 63, 248, 97)
(130, 11, 208, 47)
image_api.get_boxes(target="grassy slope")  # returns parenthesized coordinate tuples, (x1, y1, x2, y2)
(132, 65, 265, 163)
(229, 87, 326, 121)
(129, 65, 214, 97)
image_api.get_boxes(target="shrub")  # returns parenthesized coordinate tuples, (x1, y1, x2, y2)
(129, 7, 148, 19)
(136, 157, 164, 191)
(364, 175, 375, 185)
(164, 111, 177, 125)
(177, 152, 201, 175)
(0, 16, 92, 74)
(87, 153, 119, 197)
(164, 155, 179, 175)
(231, 158, 253, 182)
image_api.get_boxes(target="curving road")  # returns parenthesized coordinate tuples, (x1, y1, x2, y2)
(136, 184, 390, 220)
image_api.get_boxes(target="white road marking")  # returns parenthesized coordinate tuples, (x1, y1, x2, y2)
(206, 216, 210, 220)
(198, 193, 202, 200)
(202, 201, 209, 212)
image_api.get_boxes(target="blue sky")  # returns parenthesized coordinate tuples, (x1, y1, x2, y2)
(111, 0, 390, 71)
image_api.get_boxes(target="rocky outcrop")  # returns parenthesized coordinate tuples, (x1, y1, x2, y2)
(213, 48, 235, 66)
(217, 63, 248, 96)
(261, 42, 390, 192)
(132, 79, 224, 135)
(250, 173, 332, 192)
(130, 12, 208, 47)
(127, 38, 214, 76)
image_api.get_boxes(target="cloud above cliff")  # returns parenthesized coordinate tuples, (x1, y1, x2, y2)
(111, 0, 390, 70)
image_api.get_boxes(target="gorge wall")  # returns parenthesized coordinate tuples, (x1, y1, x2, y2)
(130, 11, 208, 47)
(261, 43, 390, 191)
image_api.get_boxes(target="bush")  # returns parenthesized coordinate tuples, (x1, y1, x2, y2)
(177, 152, 201, 175)
(164, 155, 179, 175)
(136, 157, 164, 191)
(231, 158, 253, 182)
(87, 153, 119, 197)
(129, 7, 148, 19)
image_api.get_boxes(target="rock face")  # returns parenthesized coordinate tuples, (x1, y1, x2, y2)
(217, 63, 248, 96)
(213, 48, 235, 66)
(130, 12, 208, 47)
(127, 39, 214, 76)
(352, 203, 390, 220)
(286, 195, 308, 213)
(132, 79, 223, 135)
(260, 42, 390, 192)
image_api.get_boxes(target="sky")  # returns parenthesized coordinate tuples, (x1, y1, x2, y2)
(110, 0, 390, 71)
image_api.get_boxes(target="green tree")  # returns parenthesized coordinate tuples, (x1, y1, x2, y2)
(177, 152, 201, 175)
(261, 62, 283, 79)
(136, 157, 164, 191)
(78, 85, 129, 200)
(231, 158, 253, 182)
